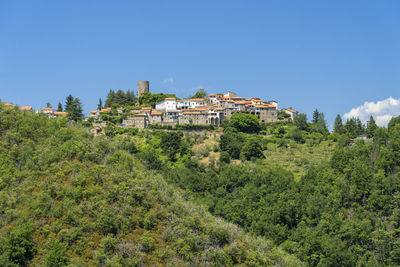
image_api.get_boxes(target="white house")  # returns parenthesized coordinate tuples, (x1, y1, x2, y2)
(155, 98, 177, 111)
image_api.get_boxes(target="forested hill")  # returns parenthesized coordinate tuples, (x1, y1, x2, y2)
(0, 104, 301, 266)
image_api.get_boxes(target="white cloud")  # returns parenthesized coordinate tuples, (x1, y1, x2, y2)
(163, 77, 174, 85)
(343, 97, 400, 126)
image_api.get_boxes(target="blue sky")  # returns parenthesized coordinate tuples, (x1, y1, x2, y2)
(1, 1, 399, 125)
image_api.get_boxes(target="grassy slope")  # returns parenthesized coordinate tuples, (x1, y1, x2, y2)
(263, 140, 336, 180)
(0, 105, 301, 266)
(191, 135, 335, 181)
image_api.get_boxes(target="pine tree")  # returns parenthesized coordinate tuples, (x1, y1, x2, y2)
(126, 90, 136, 105)
(57, 102, 63, 112)
(65, 94, 74, 112)
(317, 112, 328, 133)
(65, 95, 83, 121)
(46, 102, 52, 108)
(334, 114, 344, 134)
(71, 98, 83, 121)
(366, 116, 378, 137)
(105, 90, 115, 107)
(97, 98, 103, 111)
(115, 90, 125, 106)
(312, 109, 320, 124)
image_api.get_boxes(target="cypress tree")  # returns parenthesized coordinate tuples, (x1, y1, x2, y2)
(97, 98, 103, 111)
(366, 116, 378, 137)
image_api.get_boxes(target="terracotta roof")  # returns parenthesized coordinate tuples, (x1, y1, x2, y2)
(42, 107, 56, 111)
(209, 94, 216, 96)
(100, 107, 112, 112)
(234, 101, 249, 105)
(284, 108, 298, 113)
(21, 106, 32, 111)
(90, 110, 98, 114)
(136, 113, 146, 117)
(4, 103, 14, 107)
(214, 108, 225, 110)
(151, 111, 162, 115)
(255, 104, 275, 108)
(54, 112, 68, 116)
(164, 98, 176, 100)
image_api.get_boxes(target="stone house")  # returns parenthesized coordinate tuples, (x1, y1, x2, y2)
(282, 107, 298, 121)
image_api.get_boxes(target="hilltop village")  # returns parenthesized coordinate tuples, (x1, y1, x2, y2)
(90, 81, 298, 133)
(2, 81, 298, 135)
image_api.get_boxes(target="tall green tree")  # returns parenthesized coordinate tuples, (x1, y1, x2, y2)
(105, 89, 115, 107)
(310, 109, 328, 134)
(294, 113, 309, 131)
(65, 95, 83, 121)
(105, 89, 136, 107)
(97, 98, 103, 111)
(344, 117, 365, 138)
(366, 116, 378, 137)
(57, 102, 63, 112)
(65, 94, 74, 112)
(317, 112, 329, 133)
(334, 114, 344, 134)
(46, 102, 52, 108)
(312, 109, 320, 124)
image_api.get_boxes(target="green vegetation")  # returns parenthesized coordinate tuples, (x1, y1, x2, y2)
(65, 94, 84, 121)
(4, 98, 400, 266)
(148, 123, 215, 131)
(138, 92, 178, 108)
(227, 113, 261, 134)
(189, 88, 207, 99)
(0, 103, 300, 266)
(163, 115, 400, 266)
(104, 89, 137, 108)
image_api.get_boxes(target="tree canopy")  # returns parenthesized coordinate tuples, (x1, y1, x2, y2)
(228, 112, 261, 133)
(105, 89, 136, 107)
(64, 94, 83, 121)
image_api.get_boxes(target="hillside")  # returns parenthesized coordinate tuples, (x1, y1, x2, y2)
(0, 104, 301, 266)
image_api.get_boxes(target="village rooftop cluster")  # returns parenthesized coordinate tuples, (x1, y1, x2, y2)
(2, 81, 298, 134)
(90, 81, 298, 131)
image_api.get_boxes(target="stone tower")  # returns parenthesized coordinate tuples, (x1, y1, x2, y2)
(137, 81, 150, 97)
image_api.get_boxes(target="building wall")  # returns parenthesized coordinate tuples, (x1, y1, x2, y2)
(249, 108, 278, 123)
(122, 116, 147, 129)
(149, 115, 162, 124)
(163, 111, 180, 123)
(179, 113, 208, 125)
